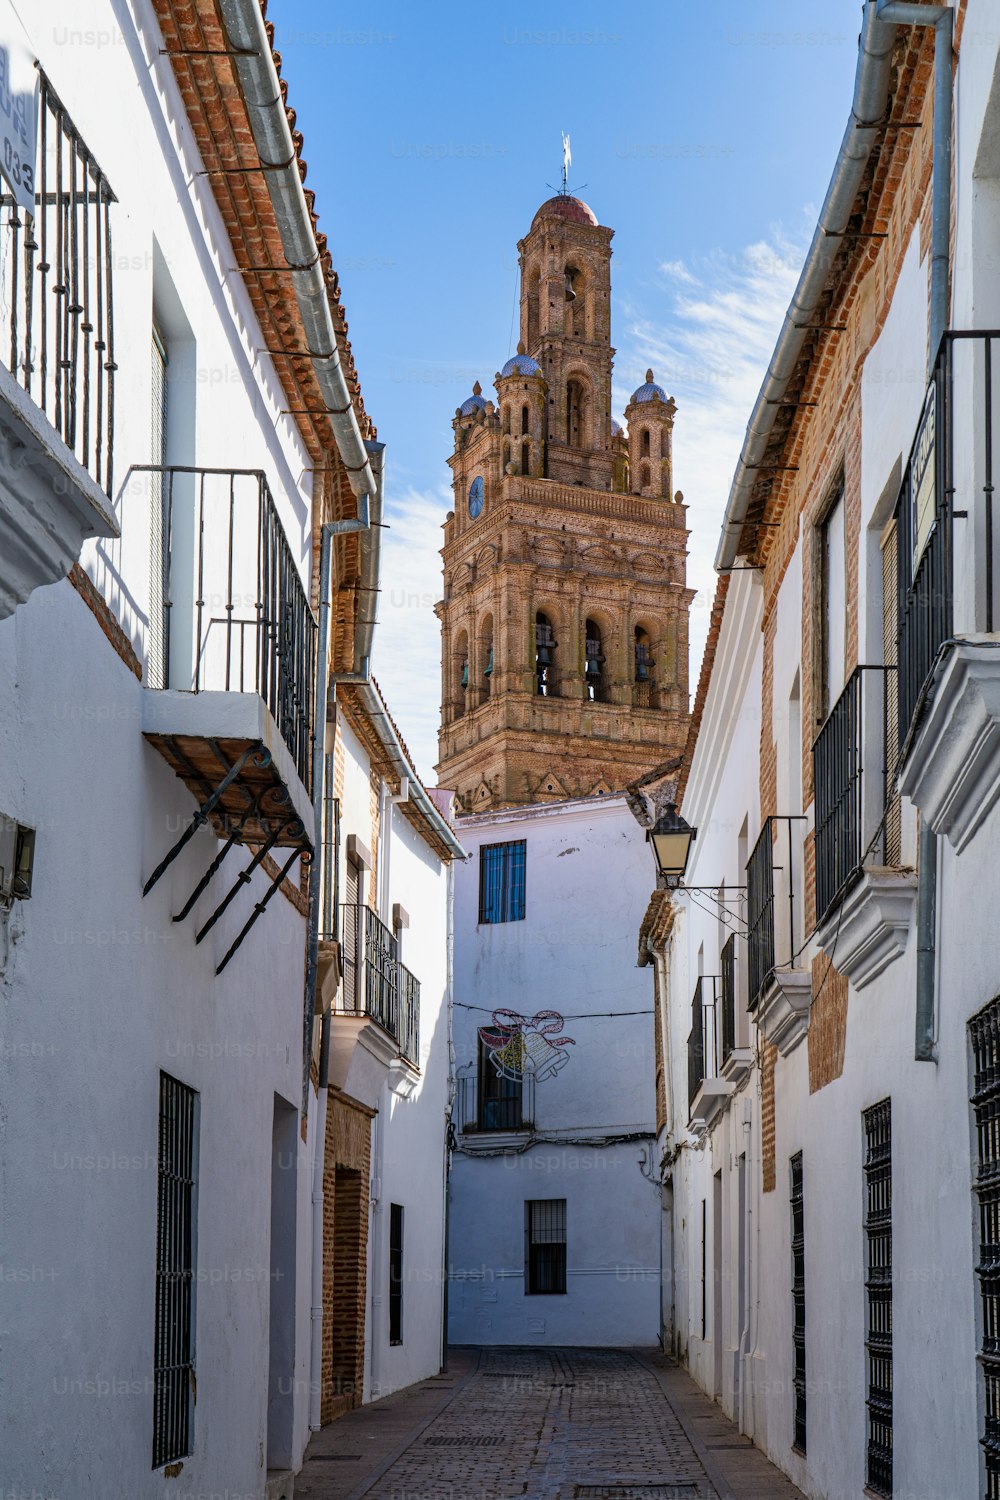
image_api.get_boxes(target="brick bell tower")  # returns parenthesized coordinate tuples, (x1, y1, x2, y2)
(435, 192, 693, 814)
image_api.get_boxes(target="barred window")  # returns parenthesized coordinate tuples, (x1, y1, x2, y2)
(389, 1204, 403, 1346)
(863, 1099, 893, 1497)
(790, 1153, 806, 1454)
(153, 1073, 198, 1469)
(478, 1034, 523, 1131)
(970, 999, 1000, 1499)
(479, 840, 526, 924)
(525, 1199, 566, 1295)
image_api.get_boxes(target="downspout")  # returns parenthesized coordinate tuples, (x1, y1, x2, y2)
(216, 0, 377, 504)
(715, 1, 896, 570)
(875, 1, 954, 1063)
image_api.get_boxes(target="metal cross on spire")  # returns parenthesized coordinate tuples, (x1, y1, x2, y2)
(561, 132, 571, 194)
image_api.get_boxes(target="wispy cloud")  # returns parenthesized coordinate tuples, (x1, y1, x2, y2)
(369, 483, 449, 784)
(615, 226, 808, 692)
(373, 225, 809, 784)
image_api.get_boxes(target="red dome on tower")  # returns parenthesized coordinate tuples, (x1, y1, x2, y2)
(531, 194, 598, 229)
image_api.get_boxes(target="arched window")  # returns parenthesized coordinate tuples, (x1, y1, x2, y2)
(584, 619, 605, 702)
(641, 428, 650, 457)
(527, 267, 540, 347)
(455, 631, 469, 717)
(634, 626, 655, 706)
(503, 441, 511, 470)
(521, 404, 530, 436)
(480, 614, 494, 700)
(502, 406, 511, 436)
(566, 379, 587, 448)
(640, 462, 651, 490)
(622, 459, 630, 492)
(535, 612, 557, 697)
(521, 440, 531, 477)
(565, 264, 585, 337)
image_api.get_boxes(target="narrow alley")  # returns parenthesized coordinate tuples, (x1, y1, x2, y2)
(296, 1349, 807, 1500)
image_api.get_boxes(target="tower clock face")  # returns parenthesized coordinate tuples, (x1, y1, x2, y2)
(468, 475, 484, 518)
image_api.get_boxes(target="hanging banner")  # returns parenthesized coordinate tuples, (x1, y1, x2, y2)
(0, 0, 37, 216)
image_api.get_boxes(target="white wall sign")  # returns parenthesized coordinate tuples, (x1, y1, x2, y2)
(0, 1, 37, 216)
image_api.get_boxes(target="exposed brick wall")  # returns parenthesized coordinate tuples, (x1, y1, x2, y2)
(68, 565, 142, 680)
(761, 1043, 777, 1194)
(808, 955, 849, 1094)
(321, 1091, 373, 1424)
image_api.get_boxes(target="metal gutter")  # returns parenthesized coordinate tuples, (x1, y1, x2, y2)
(715, 0, 896, 570)
(215, 0, 376, 504)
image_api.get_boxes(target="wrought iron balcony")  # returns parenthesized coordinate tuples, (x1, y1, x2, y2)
(125, 466, 317, 792)
(455, 1058, 535, 1134)
(687, 976, 719, 1114)
(721, 934, 737, 1068)
(1, 72, 117, 495)
(340, 903, 420, 1068)
(746, 816, 805, 1012)
(813, 666, 897, 924)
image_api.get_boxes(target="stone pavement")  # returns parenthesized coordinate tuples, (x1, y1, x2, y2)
(295, 1347, 807, 1500)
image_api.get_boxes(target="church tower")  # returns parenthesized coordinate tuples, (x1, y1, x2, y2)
(435, 193, 693, 814)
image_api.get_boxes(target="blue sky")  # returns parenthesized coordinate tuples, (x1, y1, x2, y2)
(275, 1, 863, 781)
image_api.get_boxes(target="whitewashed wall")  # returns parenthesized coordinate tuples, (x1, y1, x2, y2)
(448, 795, 660, 1348)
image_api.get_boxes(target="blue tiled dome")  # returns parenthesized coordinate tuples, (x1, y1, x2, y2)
(459, 382, 487, 416)
(611, 419, 623, 436)
(500, 351, 541, 378)
(631, 368, 668, 404)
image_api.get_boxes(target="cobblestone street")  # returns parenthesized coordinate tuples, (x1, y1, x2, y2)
(296, 1349, 807, 1500)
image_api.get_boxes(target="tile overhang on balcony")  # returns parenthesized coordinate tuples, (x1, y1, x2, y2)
(753, 968, 812, 1056)
(0, 360, 119, 619)
(815, 867, 917, 990)
(898, 639, 1000, 851)
(689, 1077, 734, 1135)
(142, 689, 313, 846)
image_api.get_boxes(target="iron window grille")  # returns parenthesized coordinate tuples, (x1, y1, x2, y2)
(970, 997, 1000, 1499)
(389, 1204, 403, 1346)
(479, 839, 526, 924)
(525, 1198, 567, 1295)
(153, 1073, 197, 1470)
(477, 1032, 524, 1130)
(1, 71, 117, 494)
(687, 976, 719, 1113)
(339, 903, 420, 1067)
(863, 1098, 893, 1497)
(812, 665, 897, 923)
(121, 467, 318, 792)
(790, 1152, 806, 1454)
(746, 817, 805, 1011)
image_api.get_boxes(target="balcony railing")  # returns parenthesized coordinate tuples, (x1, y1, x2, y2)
(455, 1060, 536, 1133)
(746, 817, 805, 1011)
(895, 330, 1000, 749)
(687, 976, 719, 1113)
(340, 903, 420, 1068)
(721, 934, 738, 1068)
(813, 666, 897, 924)
(123, 466, 317, 791)
(1, 72, 117, 494)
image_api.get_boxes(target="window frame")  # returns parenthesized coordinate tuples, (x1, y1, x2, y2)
(478, 839, 527, 924)
(525, 1198, 567, 1296)
(153, 1072, 199, 1471)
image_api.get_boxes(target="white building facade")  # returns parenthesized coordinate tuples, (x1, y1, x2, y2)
(0, 0, 458, 1494)
(448, 794, 660, 1348)
(649, 5, 1000, 1499)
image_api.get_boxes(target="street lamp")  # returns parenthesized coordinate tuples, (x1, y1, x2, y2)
(646, 802, 696, 887)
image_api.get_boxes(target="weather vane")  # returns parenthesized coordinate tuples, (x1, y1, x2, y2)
(546, 133, 586, 201)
